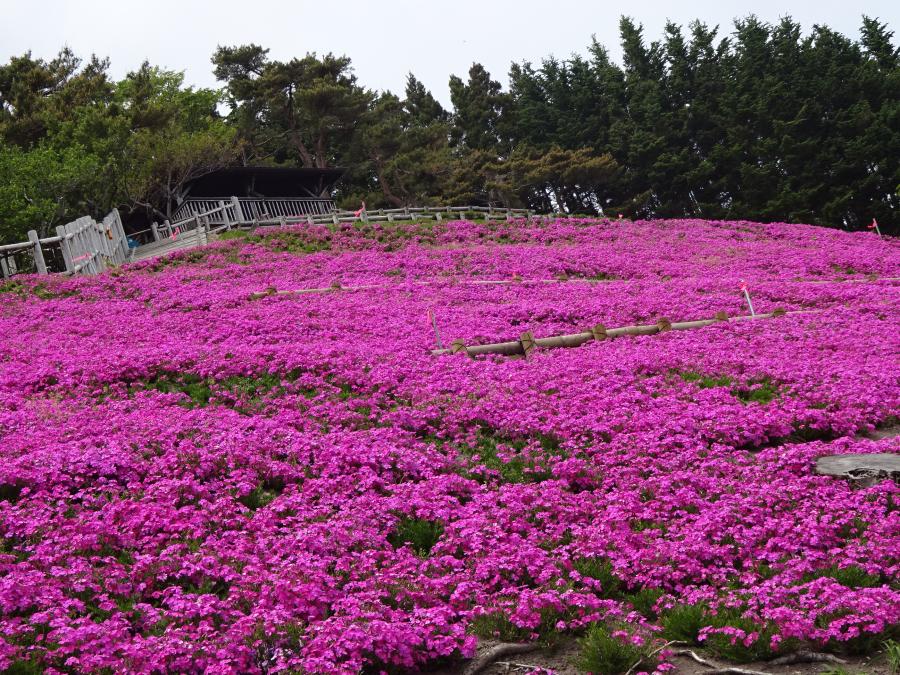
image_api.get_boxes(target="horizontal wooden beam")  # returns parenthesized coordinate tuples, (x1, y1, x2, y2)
(432, 309, 817, 357)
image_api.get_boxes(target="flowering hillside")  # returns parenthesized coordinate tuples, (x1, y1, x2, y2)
(0, 218, 898, 674)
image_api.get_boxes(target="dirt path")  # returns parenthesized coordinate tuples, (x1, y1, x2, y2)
(437, 637, 893, 674)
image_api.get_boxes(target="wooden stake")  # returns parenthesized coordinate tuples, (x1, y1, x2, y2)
(519, 331, 536, 358)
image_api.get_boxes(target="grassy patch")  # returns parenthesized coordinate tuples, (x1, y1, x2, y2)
(886, 639, 900, 675)
(573, 557, 622, 598)
(388, 517, 444, 556)
(459, 426, 555, 484)
(0, 279, 78, 300)
(470, 607, 566, 646)
(576, 624, 648, 675)
(679, 371, 735, 389)
(217, 230, 250, 240)
(661, 603, 708, 644)
(732, 376, 779, 405)
(803, 564, 882, 588)
(141, 370, 285, 409)
(662, 604, 777, 662)
(1, 658, 46, 675)
(239, 485, 280, 511)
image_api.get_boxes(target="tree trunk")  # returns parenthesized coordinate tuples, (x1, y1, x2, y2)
(374, 159, 404, 207)
(289, 130, 314, 167)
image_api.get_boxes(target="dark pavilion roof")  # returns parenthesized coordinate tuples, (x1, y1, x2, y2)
(181, 166, 345, 200)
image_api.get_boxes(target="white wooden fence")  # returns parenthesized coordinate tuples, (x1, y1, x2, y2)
(0, 208, 129, 280)
(1, 200, 534, 278)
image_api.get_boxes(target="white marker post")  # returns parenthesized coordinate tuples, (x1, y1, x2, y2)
(868, 219, 882, 238)
(740, 280, 755, 316)
(428, 308, 444, 350)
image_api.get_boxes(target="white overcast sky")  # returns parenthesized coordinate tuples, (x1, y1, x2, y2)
(2, 0, 898, 106)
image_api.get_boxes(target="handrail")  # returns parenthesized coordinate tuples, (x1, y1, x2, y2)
(3, 200, 537, 279)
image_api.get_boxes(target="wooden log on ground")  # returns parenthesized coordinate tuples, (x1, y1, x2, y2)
(436, 310, 815, 357)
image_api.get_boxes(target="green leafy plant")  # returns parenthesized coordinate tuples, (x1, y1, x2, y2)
(884, 639, 900, 675)
(388, 517, 444, 556)
(576, 624, 648, 675)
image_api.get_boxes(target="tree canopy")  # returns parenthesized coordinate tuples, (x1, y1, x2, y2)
(0, 15, 897, 242)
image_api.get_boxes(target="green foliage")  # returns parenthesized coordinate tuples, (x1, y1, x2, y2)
(624, 588, 664, 618)
(679, 371, 735, 389)
(213, 45, 370, 172)
(1, 659, 46, 675)
(573, 557, 622, 597)
(217, 230, 250, 240)
(732, 377, 780, 405)
(147, 372, 212, 406)
(0, 143, 100, 242)
(142, 370, 283, 409)
(885, 639, 900, 675)
(576, 624, 648, 675)
(661, 603, 708, 644)
(0, 51, 237, 241)
(239, 484, 280, 511)
(2, 15, 899, 232)
(803, 564, 882, 588)
(459, 427, 552, 484)
(388, 517, 444, 556)
(702, 608, 777, 662)
(662, 603, 777, 662)
(470, 607, 567, 645)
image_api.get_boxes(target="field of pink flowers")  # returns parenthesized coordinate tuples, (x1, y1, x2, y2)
(0, 217, 898, 674)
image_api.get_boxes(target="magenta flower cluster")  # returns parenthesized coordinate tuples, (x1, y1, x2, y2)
(0, 218, 897, 673)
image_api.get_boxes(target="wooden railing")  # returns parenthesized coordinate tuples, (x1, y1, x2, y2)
(171, 197, 334, 225)
(244, 204, 533, 228)
(2, 200, 535, 278)
(0, 209, 129, 279)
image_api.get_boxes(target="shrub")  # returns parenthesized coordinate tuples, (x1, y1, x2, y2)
(576, 624, 647, 675)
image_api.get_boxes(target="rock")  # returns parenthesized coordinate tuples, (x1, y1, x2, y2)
(815, 453, 900, 485)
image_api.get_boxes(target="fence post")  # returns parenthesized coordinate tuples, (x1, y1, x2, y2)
(56, 225, 73, 273)
(0, 257, 10, 278)
(219, 200, 231, 230)
(151, 221, 160, 242)
(231, 196, 244, 225)
(306, 214, 314, 225)
(435, 211, 442, 222)
(86, 219, 100, 273)
(27, 230, 48, 274)
(113, 209, 127, 262)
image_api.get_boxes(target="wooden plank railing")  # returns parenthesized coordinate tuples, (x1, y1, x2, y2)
(0, 208, 129, 280)
(1, 200, 535, 278)
(171, 197, 334, 225)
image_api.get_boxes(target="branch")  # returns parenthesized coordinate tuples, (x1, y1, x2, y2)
(672, 649, 775, 675)
(463, 643, 541, 675)
(769, 651, 847, 666)
(624, 640, 678, 675)
(496, 661, 547, 673)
